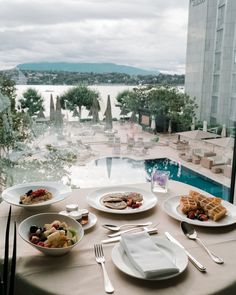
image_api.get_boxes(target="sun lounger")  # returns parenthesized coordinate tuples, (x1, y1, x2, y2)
(179, 153, 192, 162)
(192, 154, 201, 164)
(192, 148, 216, 158)
(211, 165, 224, 174)
(200, 155, 231, 169)
(169, 140, 189, 150)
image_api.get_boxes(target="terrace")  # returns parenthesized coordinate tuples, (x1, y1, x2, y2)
(1, 96, 236, 295)
(0, 120, 232, 196)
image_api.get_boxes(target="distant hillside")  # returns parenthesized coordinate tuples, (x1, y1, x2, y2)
(17, 62, 159, 75)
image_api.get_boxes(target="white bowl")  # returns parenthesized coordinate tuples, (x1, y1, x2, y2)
(2, 182, 71, 209)
(19, 213, 84, 256)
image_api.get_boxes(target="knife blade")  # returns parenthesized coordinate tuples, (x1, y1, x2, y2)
(165, 232, 206, 272)
(102, 228, 158, 244)
(108, 226, 149, 238)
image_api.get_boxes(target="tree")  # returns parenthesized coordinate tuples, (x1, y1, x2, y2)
(147, 86, 198, 132)
(0, 74, 17, 113)
(116, 88, 147, 122)
(0, 76, 32, 154)
(116, 85, 198, 132)
(60, 85, 99, 121)
(19, 88, 44, 117)
(116, 90, 134, 116)
(0, 75, 35, 152)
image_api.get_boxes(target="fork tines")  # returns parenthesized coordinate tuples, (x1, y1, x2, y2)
(94, 243, 104, 258)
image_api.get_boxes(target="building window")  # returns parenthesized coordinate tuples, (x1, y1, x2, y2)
(211, 96, 218, 114)
(213, 75, 220, 93)
(232, 74, 236, 93)
(190, 0, 206, 6)
(214, 52, 221, 71)
(216, 29, 223, 51)
(218, 0, 225, 6)
(217, 4, 225, 28)
(230, 97, 236, 120)
(210, 117, 217, 125)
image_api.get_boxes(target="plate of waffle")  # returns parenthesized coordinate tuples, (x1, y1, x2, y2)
(162, 190, 236, 227)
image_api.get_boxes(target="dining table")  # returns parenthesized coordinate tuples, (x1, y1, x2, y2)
(1, 180, 236, 295)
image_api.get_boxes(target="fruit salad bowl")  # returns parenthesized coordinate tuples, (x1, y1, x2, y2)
(19, 213, 84, 256)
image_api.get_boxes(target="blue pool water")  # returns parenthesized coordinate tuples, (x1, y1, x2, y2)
(144, 158, 230, 201)
(87, 157, 230, 201)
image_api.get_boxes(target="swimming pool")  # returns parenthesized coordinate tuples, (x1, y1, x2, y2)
(145, 158, 230, 201)
(73, 157, 230, 201)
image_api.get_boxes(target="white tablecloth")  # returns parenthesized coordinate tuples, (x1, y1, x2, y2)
(1, 181, 236, 295)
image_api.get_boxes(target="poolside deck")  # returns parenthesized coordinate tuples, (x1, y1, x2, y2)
(3, 121, 230, 192)
(84, 121, 231, 189)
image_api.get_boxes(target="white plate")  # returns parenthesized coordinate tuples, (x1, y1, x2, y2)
(2, 182, 71, 209)
(83, 212, 97, 231)
(162, 196, 236, 227)
(86, 186, 157, 214)
(112, 237, 188, 280)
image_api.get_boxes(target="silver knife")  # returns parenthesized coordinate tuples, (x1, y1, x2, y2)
(102, 228, 158, 244)
(108, 226, 149, 237)
(165, 232, 206, 272)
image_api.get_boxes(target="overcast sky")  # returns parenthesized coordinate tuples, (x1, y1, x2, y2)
(0, 0, 189, 74)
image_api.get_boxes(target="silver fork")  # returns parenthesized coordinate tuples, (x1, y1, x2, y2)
(94, 244, 114, 294)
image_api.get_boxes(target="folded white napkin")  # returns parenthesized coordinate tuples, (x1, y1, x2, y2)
(120, 232, 179, 279)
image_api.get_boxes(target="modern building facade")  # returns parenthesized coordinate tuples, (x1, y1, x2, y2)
(185, 0, 236, 128)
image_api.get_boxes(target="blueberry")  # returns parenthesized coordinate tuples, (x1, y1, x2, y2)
(30, 225, 38, 233)
(26, 190, 33, 196)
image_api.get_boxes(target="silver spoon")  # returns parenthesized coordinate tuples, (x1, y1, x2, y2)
(102, 222, 152, 232)
(181, 221, 224, 264)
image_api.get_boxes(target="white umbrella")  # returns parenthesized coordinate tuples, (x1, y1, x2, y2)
(90, 96, 100, 124)
(191, 117, 195, 131)
(55, 96, 63, 126)
(151, 115, 156, 131)
(104, 95, 113, 130)
(49, 94, 55, 122)
(221, 124, 226, 137)
(106, 157, 112, 179)
(37, 109, 45, 119)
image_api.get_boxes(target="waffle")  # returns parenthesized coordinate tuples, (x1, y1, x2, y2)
(181, 191, 227, 221)
(189, 191, 208, 206)
(179, 195, 198, 214)
(207, 204, 227, 221)
(197, 197, 227, 221)
(189, 190, 201, 200)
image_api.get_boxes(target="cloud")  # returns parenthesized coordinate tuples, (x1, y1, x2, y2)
(0, 0, 189, 73)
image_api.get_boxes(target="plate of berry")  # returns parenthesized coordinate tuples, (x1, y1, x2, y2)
(162, 194, 236, 227)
